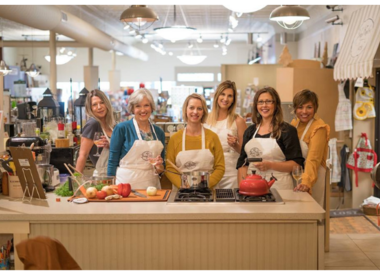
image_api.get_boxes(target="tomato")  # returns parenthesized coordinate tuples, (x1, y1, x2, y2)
(96, 191, 107, 200)
(122, 183, 131, 198)
(117, 184, 123, 196)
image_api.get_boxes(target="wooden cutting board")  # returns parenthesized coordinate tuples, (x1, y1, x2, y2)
(68, 189, 171, 202)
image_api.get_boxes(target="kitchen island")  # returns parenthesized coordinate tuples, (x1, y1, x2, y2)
(0, 189, 325, 270)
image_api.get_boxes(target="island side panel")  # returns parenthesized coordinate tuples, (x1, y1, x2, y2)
(30, 221, 318, 270)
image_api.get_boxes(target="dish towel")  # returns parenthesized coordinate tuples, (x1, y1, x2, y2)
(335, 81, 352, 131)
(328, 138, 341, 183)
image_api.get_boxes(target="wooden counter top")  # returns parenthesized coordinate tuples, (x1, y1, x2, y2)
(0, 189, 325, 222)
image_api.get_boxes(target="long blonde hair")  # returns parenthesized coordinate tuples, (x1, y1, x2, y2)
(207, 80, 238, 128)
(85, 89, 115, 129)
(252, 87, 284, 139)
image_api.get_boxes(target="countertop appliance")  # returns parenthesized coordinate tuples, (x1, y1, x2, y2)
(169, 188, 284, 204)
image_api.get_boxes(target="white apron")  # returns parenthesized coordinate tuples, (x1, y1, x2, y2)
(115, 119, 163, 189)
(245, 125, 293, 190)
(206, 120, 238, 189)
(335, 81, 352, 131)
(93, 126, 113, 177)
(297, 119, 326, 207)
(175, 126, 214, 189)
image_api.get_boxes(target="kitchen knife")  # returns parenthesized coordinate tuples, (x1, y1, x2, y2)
(131, 189, 148, 198)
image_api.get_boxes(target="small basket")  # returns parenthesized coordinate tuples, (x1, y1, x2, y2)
(362, 204, 380, 216)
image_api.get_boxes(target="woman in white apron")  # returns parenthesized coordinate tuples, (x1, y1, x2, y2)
(107, 89, 166, 189)
(237, 87, 304, 190)
(165, 93, 225, 189)
(204, 80, 247, 189)
(291, 89, 330, 206)
(76, 89, 115, 176)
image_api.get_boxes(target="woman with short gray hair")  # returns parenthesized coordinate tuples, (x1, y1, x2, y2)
(107, 88, 166, 189)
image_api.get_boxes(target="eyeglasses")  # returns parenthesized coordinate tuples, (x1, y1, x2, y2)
(257, 100, 274, 105)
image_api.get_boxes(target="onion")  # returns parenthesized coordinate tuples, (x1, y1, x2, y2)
(101, 186, 114, 196)
(146, 186, 157, 196)
(86, 187, 97, 199)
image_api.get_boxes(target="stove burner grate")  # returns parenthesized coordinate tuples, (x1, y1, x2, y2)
(174, 188, 213, 202)
(234, 189, 276, 202)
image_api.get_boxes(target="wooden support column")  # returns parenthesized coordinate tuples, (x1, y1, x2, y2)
(109, 51, 120, 93)
(49, 31, 57, 94)
(84, 48, 98, 91)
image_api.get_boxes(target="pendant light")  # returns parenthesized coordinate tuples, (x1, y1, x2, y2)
(0, 19, 11, 76)
(270, 5, 310, 30)
(26, 33, 40, 77)
(120, 5, 158, 31)
(177, 42, 207, 65)
(154, 5, 196, 42)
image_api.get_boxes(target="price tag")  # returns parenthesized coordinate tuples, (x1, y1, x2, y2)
(355, 77, 364, 87)
(19, 159, 30, 167)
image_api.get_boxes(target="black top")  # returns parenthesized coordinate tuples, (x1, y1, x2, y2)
(236, 122, 304, 169)
(81, 117, 103, 166)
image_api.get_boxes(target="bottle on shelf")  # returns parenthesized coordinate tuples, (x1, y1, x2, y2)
(76, 125, 81, 145)
(57, 122, 65, 139)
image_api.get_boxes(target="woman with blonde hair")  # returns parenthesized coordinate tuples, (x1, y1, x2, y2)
(166, 93, 225, 189)
(76, 89, 115, 176)
(107, 88, 165, 189)
(205, 80, 247, 188)
(290, 89, 330, 206)
(237, 87, 304, 190)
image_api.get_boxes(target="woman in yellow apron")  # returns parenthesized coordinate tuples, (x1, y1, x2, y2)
(237, 87, 304, 190)
(165, 93, 225, 189)
(291, 89, 330, 206)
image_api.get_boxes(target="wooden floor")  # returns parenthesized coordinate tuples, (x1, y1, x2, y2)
(327, 215, 380, 270)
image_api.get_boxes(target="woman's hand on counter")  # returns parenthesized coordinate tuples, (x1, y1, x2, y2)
(294, 183, 310, 193)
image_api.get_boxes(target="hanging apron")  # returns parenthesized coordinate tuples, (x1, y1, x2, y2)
(245, 125, 293, 190)
(206, 120, 239, 189)
(297, 119, 326, 207)
(335, 81, 352, 131)
(115, 119, 163, 189)
(175, 126, 214, 189)
(93, 126, 113, 177)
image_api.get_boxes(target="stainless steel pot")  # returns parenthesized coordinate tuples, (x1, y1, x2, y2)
(181, 171, 210, 189)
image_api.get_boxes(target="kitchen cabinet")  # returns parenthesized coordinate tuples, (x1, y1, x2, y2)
(276, 66, 340, 139)
(0, 190, 325, 270)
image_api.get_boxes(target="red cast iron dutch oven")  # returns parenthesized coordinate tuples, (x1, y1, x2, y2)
(239, 171, 277, 196)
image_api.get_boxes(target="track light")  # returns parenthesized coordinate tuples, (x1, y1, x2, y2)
(214, 41, 219, 48)
(197, 35, 203, 43)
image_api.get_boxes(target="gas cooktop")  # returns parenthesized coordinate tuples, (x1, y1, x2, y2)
(167, 188, 284, 204)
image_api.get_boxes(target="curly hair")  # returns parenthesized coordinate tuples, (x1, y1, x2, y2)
(251, 87, 284, 139)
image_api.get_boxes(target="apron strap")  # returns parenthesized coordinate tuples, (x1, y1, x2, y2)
(297, 118, 314, 141)
(182, 126, 206, 151)
(132, 118, 158, 141)
(253, 124, 260, 138)
(100, 125, 113, 143)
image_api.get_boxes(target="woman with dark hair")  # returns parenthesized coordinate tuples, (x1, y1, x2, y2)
(205, 80, 247, 188)
(291, 89, 330, 206)
(76, 89, 115, 176)
(237, 87, 304, 190)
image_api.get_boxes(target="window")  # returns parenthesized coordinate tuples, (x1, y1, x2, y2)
(177, 73, 214, 82)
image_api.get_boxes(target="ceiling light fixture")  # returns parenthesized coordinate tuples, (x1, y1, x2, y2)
(187, 41, 193, 49)
(225, 37, 231, 46)
(120, 5, 159, 31)
(142, 35, 148, 44)
(197, 35, 203, 43)
(177, 42, 207, 65)
(257, 34, 262, 42)
(224, 4, 267, 13)
(154, 5, 196, 42)
(214, 41, 219, 48)
(25, 33, 40, 78)
(0, 60, 12, 76)
(270, 5, 310, 30)
(220, 35, 225, 43)
(45, 47, 76, 65)
(229, 12, 239, 29)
